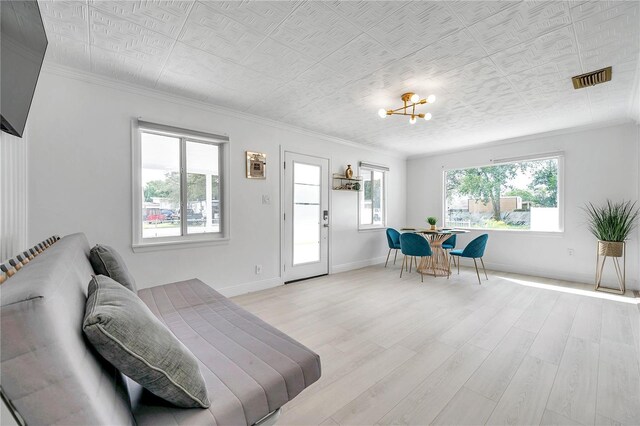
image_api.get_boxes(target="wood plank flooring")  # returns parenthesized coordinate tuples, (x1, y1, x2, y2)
(232, 264, 640, 426)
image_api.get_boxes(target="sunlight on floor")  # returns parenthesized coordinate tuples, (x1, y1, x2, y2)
(496, 274, 639, 305)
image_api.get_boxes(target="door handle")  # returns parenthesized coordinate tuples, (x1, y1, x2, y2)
(323, 224, 329, 228)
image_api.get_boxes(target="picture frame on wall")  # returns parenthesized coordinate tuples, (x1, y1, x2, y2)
(246, 151, 266, 179)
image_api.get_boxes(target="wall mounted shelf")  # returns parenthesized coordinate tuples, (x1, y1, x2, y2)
(332, 174, 362, 191)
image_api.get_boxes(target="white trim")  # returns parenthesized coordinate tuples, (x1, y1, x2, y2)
(359, 161, 390, 171)
(280, 150, 331, 282)
(138, 119, 229, 143)
(131, 120, 230, 250)
(478, 259, 639, 290)
(41, 63, 637, 160)
(407, 119, 633, 160)
(219, 277, 283, 298)
(491, 151, 564, 164)
(358, 165, 388, 230)
(131, 238, 230, 253)
(331, 256, 388, 274)
(41, 63, 405, 159)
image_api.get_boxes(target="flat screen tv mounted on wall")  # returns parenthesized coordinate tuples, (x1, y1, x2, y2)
(1, 0, 48, 138)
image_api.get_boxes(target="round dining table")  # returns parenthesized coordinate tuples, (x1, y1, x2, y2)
(400, 228, 470, 277)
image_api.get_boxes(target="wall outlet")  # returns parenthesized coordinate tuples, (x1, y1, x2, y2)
(255, 264, 262, 274)
(567, 248, 574, 256)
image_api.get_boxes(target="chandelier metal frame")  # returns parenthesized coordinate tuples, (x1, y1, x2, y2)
(379, 92, 435, 123)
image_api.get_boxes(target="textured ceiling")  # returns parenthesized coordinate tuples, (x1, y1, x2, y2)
(39, 1, 640, 155)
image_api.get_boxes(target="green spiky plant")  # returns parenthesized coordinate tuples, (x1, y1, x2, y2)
(584, 200, 639, 242)
(426, 217, 437, 226)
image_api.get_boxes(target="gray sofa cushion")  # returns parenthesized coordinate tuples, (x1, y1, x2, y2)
(89, 244, 137, 292)
(83, 275, 210, 409)
(131, 279, 322, 426)
(0, 233, 134, 425)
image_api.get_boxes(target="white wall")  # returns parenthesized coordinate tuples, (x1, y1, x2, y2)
(25, 68, 406, 296)
(407, 123, 640, 291)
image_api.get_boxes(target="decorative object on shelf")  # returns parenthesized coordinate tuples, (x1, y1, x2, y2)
(378, 92, 436, 124)
(332, 173, 362, 191)
(345, 165, 353, 179)
(246, 151, 266, 179)
(427, 216, 437, 231)
(584, 200, 639, 294)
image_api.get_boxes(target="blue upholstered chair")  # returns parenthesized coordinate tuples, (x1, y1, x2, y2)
(399, 233, 433, 282)
(385, 228, 401, 267)
(442, 234, 457, 266)
(449, 234, 489, 285)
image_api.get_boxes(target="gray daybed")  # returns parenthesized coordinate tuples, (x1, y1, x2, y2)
(0, 233, 321, 425)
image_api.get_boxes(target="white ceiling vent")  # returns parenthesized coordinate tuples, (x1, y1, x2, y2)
(572, 66, 612, 90)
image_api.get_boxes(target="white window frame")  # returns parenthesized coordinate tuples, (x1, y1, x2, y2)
(442, 152, 564, 234)
(358, 161, 389, 231)
(131, 120, 230, 252)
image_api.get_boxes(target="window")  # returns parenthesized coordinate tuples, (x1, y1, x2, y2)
(359, 162, 388, 229)
(444, 154, 563, 232)
(133, 121, 229, 249)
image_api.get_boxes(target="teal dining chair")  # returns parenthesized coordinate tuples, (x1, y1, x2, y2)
(449, 234, 489, 285)
(399, 233, 433, 282)
(385, 228, 402, 267)
(442, 234, 457, 266)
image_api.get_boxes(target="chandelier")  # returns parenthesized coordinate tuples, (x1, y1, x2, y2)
(378, 93, 436, 124)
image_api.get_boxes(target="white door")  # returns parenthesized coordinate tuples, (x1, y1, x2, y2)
(283, 152, 329, 282)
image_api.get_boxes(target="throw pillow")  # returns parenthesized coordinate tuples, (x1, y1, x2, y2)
(83, 275, 210, 408)
(89, 245, 137, 292)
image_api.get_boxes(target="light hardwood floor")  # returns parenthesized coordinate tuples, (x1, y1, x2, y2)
(232, 264, 640, 426)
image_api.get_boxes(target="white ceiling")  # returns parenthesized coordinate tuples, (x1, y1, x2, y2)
(39, 1, 640, 156)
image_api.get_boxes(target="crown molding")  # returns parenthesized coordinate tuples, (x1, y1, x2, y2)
(40, 62, 407, 160)
(406, 118, 635, 161)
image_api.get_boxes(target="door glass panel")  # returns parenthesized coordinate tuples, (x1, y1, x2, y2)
(141, 132, 181, 238)
(186, 141, 220, 234)
(294, 163, 321, 185)
(293, 162, 320, 265)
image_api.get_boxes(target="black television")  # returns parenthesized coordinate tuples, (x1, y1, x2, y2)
(1, 0, 48, 138)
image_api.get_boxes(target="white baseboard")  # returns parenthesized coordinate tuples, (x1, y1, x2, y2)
(218, 277, 283, 298)
(210, 258, 640, 298)
(478, 259, 640, 291)
(220, 256, 388, 298)
(331, 256, 387, 274)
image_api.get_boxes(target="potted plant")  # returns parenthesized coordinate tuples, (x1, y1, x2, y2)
(584, 200, 639, 293)
(426, 216, 437, 231)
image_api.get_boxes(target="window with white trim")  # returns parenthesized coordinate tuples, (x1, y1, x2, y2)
(359, 162, 388, 229)
(133, 121, 229, 249)
(444, 154, 563, 232)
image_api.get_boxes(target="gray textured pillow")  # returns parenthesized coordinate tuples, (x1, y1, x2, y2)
(83, 275, 210, 408)
(89, 245, 137, 292)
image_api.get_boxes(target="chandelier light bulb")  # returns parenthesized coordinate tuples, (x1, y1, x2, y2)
(381, 92, 437, 124)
